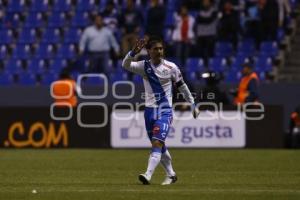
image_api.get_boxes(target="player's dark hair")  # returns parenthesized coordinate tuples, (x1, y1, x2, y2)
(146, 36, 164, 49)
(59, 69, 71, 79)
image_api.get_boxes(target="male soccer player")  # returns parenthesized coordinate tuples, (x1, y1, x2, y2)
(122, 36, 199, 185)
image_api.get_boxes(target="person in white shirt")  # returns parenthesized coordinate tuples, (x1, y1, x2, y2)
(79, 14, 119, 73)
(122, 36, 200, 185)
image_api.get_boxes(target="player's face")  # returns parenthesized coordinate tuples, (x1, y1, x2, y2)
(148, 43, 164, 61)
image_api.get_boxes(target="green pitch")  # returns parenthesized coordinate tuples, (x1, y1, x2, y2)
(0, 149, 299, 200)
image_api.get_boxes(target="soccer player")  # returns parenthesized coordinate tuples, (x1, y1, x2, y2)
(122, 36, 199, 185)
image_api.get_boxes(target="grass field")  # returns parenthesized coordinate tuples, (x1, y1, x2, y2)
(0, 149, 299, 200)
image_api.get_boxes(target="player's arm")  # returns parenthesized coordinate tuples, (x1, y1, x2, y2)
(122, 38, 148, 76)
(173, 68, 200, 119)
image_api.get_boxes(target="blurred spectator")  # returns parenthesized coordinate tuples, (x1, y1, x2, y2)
(257, 0, 280, 42)
(195, 0, 218, 64)
(218, 0, 242, 47)
(199, 71, 230, 105)
(145, 0, 166, 38)
(52, 69, 79, 108)
(102, 1, 119, 36)
(234, 62, 259, 104)
(278, 0, 291, 29)
(172, 5, 195, 67)
(79, 14, 120, 73)
(119, 0, 144, 56)
(287, 105, 300, 148)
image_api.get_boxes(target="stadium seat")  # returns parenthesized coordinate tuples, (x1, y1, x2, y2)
(225, 69, 242, 83)
(0, 45, 8, 59)
(71, 12, 90, 27)
(63, 28, 82, 44)
(3, 12, 23, 27)
(255, 56, 272, 72)
(76, 0, 97, 11)
(48, 12, 68, 28)
(40, 73, 58, 85)
(18, 28, 37, 44)
(24, 12, 45, 28)
(215, 42, 234, 57)
(0, 73, 13, 85)
(230, 55, 250, 69)
(7, 0, 26, 13)
(133, 74, 143, 84)
(17, 73, 37, 85)
(260, 41, 279, 57)
(56, 44, 77, 59)
(208, 57, 227, 72)
(27, 58, 48, 74)
(0, 29, 14, 44)
(165, 10, 175, 27)
(5, 58, 24, 74)
(237, 39, 256, 57)
(41, 28, 62, 44)
(49, 58, 68, 73)
(110, 72, 128, 83)
(185, 58, 205, 72)
(12, 44, 32, 59)
(53, 0, 72, 12)
(35, 44, 56, 59)
(30, 0, 49, 12)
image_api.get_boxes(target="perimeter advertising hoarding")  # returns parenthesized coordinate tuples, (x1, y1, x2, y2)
(111, 111, 246, 148)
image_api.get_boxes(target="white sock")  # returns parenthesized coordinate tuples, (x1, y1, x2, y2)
(160, 150, 176, 176)
(145, 152, 161, 178)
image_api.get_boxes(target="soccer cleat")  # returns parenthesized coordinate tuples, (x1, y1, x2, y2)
(161, 175, 177, 185)
(138, 174, 151, 185)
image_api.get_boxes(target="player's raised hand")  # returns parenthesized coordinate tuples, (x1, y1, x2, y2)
(132, 37, 148, 55)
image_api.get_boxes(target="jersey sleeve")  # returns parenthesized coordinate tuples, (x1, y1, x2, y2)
(171, 65, 183, 83)
(122, 51, 145, 76)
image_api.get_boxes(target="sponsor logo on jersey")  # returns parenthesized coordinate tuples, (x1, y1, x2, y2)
(153, 126, 160, 134)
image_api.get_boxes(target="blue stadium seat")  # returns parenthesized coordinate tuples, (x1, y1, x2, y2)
(5, 58, 24, 74)
(230, 55, 250, 69)
(3, 13, 22, 27)
(185, 58, 205, 72)
(71, 12, 90, 27)
(133, 74, 143, 84)
(17, 73, 37, 85)
(18, 28, 37, 44)
(30, 0, 49, 12)
(225, 69, 242, 83)
(27, 58, 48, 73)
(24, 12, 45, 28)
(48, 12, 68, 28)
(64, 28, 82, 44)
(0, 45, 8, 59)
(237, 39, 256, 56)
(110, 72, 128, 83)
(208, 57, 227, 72)
(76, 0, 96, 11)
(7, 0, 26, 13)
(255, 56, 272, 72)
(215, 42, 234, 57)
(260, 41, 279, 57)
(41, 28, 62, 43)
(49, 58, 68, 73)
(40, 73, 58, 85)
(57, 44, 76, 59)
(165, 10, 175, 27)
(83, 76, 105, 85)
(12, 44, 32, 59)
(0, 29, 14, 44)
(0, 73, 13, 85)
(185, 71, 199, 82)
(35, 44, 56, 59)
(53, 0, 72, 12)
